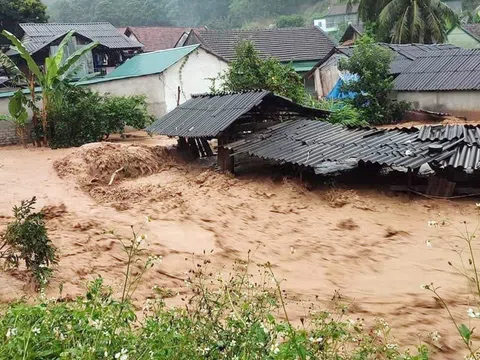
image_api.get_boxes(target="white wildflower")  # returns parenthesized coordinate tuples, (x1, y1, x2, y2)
(309, 337, 323, 344)
(386, 343, 399, 350)
(476, 203, 480, 208)
(104, 351, 109, 358)
(426, 240, 432, 248)
(428, 220, 439, 228)
(270, 343, 280, 354)
(145, 216, 152, 223)
(136, 234, 147, 245)
(6, 328, 17, 338)
(89, 318, 103, 330)
(420, 284, 430, 290)
(115, 348, 129, 360)
(199, 347, 210, 355)
(290, 246, 295, 255)
(32, 327, 40, 335)
(467, 308, 480, 318)
(430, 331, 441, 342)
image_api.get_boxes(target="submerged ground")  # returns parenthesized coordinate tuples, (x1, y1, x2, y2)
(1, 133, 478, 358)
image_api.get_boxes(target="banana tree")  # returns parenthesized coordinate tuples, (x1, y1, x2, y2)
(1, 30, 99, 145)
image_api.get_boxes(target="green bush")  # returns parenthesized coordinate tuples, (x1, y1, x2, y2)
(48, 86, 154, 149)
(276, 14, 306, 28)
(315, 99, 368, 127)
(0, 197, 57, 286)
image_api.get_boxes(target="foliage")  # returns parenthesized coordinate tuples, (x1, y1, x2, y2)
(422, 209, 480, 359)
(276, 14, 306, 28)
(48, 85, 153, 149)
(315, 99, 368, 127)
(0, 218, 429, 359)
(1, 29, 99, 146)
(0, 197, 57, 286)
(219, 41, 308, 104)
(47, 0, 318, 29)
(348, 0, 458, 43)
(0, 0, 47, 45)
(338, 36, 410, 124)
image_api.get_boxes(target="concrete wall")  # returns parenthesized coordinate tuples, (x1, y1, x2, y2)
(447, 27, 480, 49)
(162, 48, 229, 113)
(396, 91, 480, 120)
(88, 75, 167, 118)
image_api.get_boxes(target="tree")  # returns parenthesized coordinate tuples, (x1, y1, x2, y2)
(348, 0, 458, 43)
(338, 36, 410, 124)
(219, 41, 308, 104)
(1, 30, 98, 145)
(276, 14, 306, 28)
(0, 0, 47, 45)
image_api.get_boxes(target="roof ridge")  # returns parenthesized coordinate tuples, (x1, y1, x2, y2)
(199, 26, 321, 32)
(21, 22, 113, 25)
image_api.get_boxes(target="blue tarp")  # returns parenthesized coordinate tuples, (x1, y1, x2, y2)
(326, 73, 359, 100)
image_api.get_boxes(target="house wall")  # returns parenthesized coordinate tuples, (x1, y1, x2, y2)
(161, 48, 229, 113)
(87, 75, 167, 118)
(396, 91, 480, 120)
(447, 27, 480, 49)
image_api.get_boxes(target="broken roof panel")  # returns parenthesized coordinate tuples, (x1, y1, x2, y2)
(226, 120, 480, 173)
(146, 90, 329, 138)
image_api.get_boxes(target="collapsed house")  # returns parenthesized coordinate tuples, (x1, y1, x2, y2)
(147, 90, 480, 195)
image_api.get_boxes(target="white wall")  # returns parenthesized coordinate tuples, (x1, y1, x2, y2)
(162, 48, 229, 113)
(87, 75, 167, 118)
(396, 91, 480, 120)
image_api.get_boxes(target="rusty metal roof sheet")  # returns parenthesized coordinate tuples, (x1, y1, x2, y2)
(226, 120, 480, 173)
(146, 91, 329, 138)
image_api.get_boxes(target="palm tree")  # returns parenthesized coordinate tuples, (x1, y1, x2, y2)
(348, 0, 458, 43)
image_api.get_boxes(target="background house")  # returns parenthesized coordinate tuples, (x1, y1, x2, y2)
(339, 23, 364, 45)
(314, 4, 361, 33)
(448, 24, 480, 49)
(394, 48, 480, 119)
(7, 22, 143, 77)
(79, 44, 229, 117)
(119, 26, 199, 52)
(182, 27, 335, 94)
(308, 43, 459, 98)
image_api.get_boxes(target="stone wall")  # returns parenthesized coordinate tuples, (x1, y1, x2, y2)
(0, 121, 19, 146)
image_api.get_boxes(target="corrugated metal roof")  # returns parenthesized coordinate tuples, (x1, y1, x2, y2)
(104, 45, 200, 80)
(226, 120, 480, 173)
(146, 90, 329, 138)
(394, 48, 480, 91)
(336, 43, 459, 75)
(11, 22, 142, 55)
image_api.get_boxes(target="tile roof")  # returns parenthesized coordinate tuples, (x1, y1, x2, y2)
(123, 26, 192, 52)
(394, 48, 480, 91)
(191, 27, 335, 63)
(103, 44, 200, 80)
(146, 90, 329, 138)
(15, 22, 142, 54)
(463, 24, 480, 41)
(336, 43, 459, 74)
(226, 120, 480, 174)
(325, 4, 359, 16)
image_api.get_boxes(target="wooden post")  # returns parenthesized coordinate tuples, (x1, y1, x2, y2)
(201, 138, 214, 157)
(187, 138, 199, 159)
(178, 137, 187, 150)
(177, 86, 181, 106)
(196, 138, 206, 158)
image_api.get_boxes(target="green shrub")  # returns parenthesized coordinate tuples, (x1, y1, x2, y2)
(315, 99, 368, 127)
(48, 85, 154, 149)
(0, 197, 57, 286)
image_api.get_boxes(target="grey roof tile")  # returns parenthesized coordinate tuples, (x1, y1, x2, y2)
(192, 27, 335, 63)
(15, 22, 142, 54)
